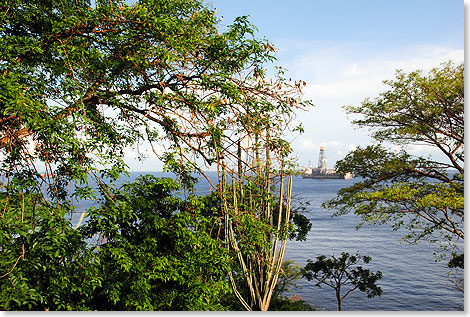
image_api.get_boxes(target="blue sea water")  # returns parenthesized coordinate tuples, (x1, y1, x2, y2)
(72, 172, 464, 311)
(284, 176, 464, 311)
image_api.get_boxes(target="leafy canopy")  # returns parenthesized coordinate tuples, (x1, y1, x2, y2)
(325, 62, 464, 265)
(0, 175, 234, 310)
(0, 0, 312, 311)
(0, 0, 308, 186)
(303, 252, 382, 311)
(80, 175, 232, 310)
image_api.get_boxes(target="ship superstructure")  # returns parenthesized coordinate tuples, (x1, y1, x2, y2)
(301, 146, 352, 179)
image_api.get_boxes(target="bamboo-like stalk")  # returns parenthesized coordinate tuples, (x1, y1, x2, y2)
(221, 119, 295, 311)
(223, 170, 258, 307)
(237, 139, 243, 180)
(225, 173, 294, 310)
(264, 174, 293, 308)
(225, 212, 251, 311)
(228, 219, 256, 303)
(222, 170, 252, 311)
(260, 174, 290, 310)
(265, 124, 271, 222)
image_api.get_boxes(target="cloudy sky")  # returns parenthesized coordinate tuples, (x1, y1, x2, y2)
(126, 0, 464, 171)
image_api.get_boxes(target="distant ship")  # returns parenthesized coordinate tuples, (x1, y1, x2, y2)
(301, 146, 353, 179)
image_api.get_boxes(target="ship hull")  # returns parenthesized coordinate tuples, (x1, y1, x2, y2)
(301, 173, 343, 179)
(301, 170, 353, 179)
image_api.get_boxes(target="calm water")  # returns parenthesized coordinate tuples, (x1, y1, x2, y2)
(284, 176, 464, 311)
(72, 172, 464, 311)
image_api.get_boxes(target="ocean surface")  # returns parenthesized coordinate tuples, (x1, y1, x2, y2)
(283, 176, 464, 311)
(73, 172, 464, 311)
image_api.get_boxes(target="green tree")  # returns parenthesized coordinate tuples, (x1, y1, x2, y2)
(0, 190, 100, 310)
(303, 252, 382, 311)
(218, 119, 305, 310)
(220, 259, 316, 311)
(324, 62, 464, 266)
(269, 259, 315, 311)
(80, 175, 231, 310)
(0, 0, 311, 310)
(0, 175, 232, 310)
(0, 0, 307, 181)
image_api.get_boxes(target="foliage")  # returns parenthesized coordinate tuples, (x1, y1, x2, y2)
(447, 252, 464, 293)
(0, 0, 311, 311)
(213, 73, 310, 309)
(0, 175, 233, 310)
(0, 0, 309, 184)
(272, 259, 303, 299)
(268, 260, 316, 311)
(220, 259, 316, 311)
(303, 252, 382, 311)
(324, 62, 464, 265)
(198, 177, 312, 311)
(220, 172, 294, 311)
(269, 297, 316, 311)
(448, 253, 464, 269)
(0, 191, 100, 310)
(80, 175, 231, 310)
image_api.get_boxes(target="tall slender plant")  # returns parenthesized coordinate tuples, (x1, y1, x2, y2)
(217, 110, 297, 311)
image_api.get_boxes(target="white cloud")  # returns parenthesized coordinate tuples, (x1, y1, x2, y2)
(282, 41, 464, 167)
(341, 62, 365, 78)
(292, 43, 463, 102)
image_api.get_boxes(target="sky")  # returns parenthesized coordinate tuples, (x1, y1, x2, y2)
(126, 0, 464, 171)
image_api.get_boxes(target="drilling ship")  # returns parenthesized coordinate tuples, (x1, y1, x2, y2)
(301, 146, 353, 179)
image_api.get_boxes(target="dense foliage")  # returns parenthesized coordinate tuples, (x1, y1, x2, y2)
(324, 62, 464, 266)
(80, 175, 232, 310)
(0, 176, 231, 310)
(0, 173, 313, 310)
(0, 190, 96, 310)
(0, 0, 312, 310)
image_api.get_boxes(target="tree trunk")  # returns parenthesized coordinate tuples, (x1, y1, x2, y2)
(336, 289, 342, 311)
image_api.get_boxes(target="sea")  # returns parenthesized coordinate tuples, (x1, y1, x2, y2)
(72, 171, 464, 311)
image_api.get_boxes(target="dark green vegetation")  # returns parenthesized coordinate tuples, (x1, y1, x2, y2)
(303, 253, 382, 311)
(0, 0, 314, 311)
(325, 62, 464, 270)
(1, 176, 229, 310)
(0, 174, 313, 310)
(81, 175, 231, 310)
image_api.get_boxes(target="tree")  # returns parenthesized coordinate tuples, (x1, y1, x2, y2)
(0, 190, 101, 310)
(80, 175, 231, 310)
(0, 0, 307, 182)
(447, 252, 464, 293)
(272, 259, 304, 301)
(220, 259, 316, 311)
(218, 124, 303, 311)
(303, 253, 382, 311)
(0, 175, 232, 310)
(324, 62, 464, 266)
(214, 164, 292, 311)
(0, 0, 311, 310)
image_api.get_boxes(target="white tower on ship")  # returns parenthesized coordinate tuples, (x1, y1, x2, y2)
(318, 146, 328, 173)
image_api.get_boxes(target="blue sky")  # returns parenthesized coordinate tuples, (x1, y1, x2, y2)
(126, 0, 464, 171)
(209, 0, 464, 167)
(211, 0, 462, 46)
